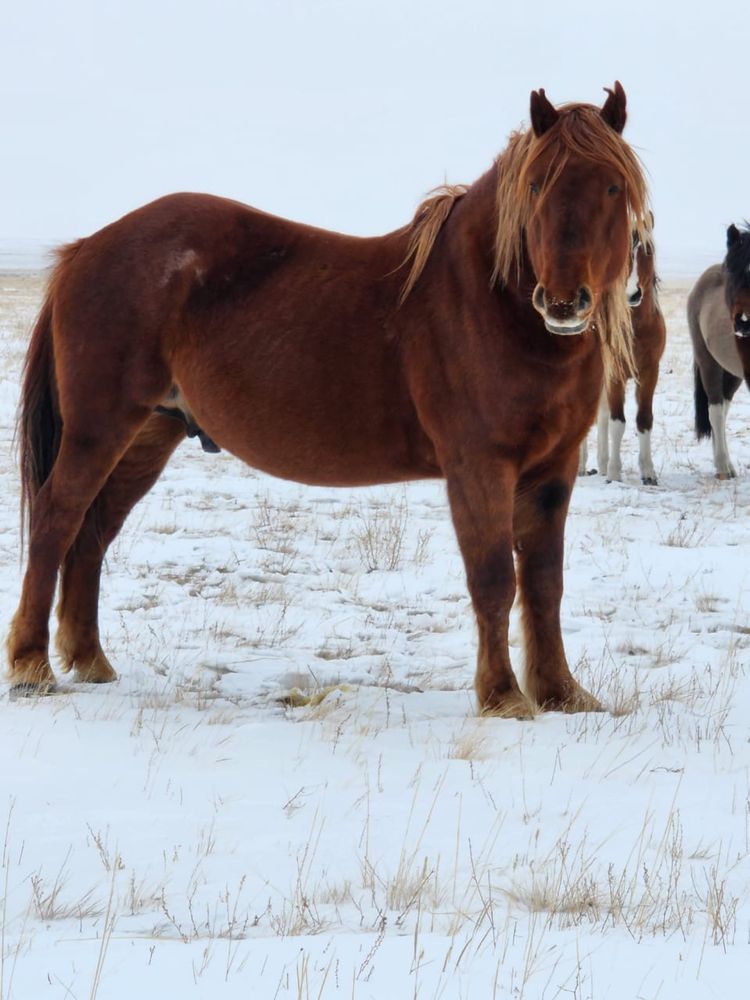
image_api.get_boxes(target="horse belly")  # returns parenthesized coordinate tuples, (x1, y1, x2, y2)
(172, 349, 431, 487)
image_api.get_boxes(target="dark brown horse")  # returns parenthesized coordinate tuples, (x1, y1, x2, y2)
(579, 230, 666, 483)
(8, 83, 649, 718)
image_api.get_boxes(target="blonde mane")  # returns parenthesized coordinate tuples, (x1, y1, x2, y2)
(401, 103, 651, 381)
(398, 185, 468, 304)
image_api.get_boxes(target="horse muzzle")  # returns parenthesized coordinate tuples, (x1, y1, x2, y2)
(734, 312, 750, 338)
(532, 283, 593, 336)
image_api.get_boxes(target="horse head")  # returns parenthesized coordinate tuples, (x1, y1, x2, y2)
(627, 221, 658, 309)
(626, 233, 644, 308)
(522, 82, 645, 337)
(724, 223, 750, 338)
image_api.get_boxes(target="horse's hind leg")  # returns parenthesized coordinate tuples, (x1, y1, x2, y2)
(514, 457, 602, 713)
(56, 415, 186, 682)
(8, 408, 157, 691)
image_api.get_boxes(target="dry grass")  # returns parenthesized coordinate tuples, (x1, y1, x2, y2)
(1, 276, 749, 996)
(660, 514, 713, 548)
(350, 496, 409, 572)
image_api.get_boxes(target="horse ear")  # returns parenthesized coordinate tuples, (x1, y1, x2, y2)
(601, 81, 627, 134)
(727, 224, 741, 249)
(530, 88, 559, 137)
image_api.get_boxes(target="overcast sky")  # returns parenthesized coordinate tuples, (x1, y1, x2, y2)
(1, 0, 746, 275)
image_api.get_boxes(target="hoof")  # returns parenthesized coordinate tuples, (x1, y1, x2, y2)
(479, 689, 537, 720)
(716, 471, 736, 481)
(539, 683, 604, 714)
(56, 635, 118, 684)
(73, 659, 118, 684)
(9, 680, 58, 699)
(641, 476, 658, 486)
(8, 655, 57, 695)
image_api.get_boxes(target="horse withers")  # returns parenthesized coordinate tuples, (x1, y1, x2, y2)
(690, 223, 750, 478)
(8, 84, 649, 718)
(579, 230, 666, 483)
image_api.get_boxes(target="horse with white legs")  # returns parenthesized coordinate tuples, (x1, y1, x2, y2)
(579, 231, 665, 483)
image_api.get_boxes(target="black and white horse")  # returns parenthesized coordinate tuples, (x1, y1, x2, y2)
(690, 223, 750, 478)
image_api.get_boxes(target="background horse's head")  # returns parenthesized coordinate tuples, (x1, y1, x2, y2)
(724, 223, 750, 337)
(626, 233, 644, 308)
(627, 224, 657, 308)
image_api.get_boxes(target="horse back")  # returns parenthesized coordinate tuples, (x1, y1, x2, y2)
(51, 193, 438, 486)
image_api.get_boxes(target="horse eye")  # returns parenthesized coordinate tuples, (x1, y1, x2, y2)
(529, 182, 540, 195)
(608, 184, 621, 195)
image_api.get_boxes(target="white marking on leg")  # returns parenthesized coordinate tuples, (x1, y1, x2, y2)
(578, 437, 588, 476)
(626, 239, 641, 305)
(596, 390, 609, 476)
(638, 429, 657, 483)
(708, 401, 736, 478)
(606, 419, 625, 481)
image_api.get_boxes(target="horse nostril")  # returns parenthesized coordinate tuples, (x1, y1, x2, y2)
(577, 286, 592, 313)
(532, 285, 546, 312)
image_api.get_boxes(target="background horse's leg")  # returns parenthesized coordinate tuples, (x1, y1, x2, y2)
(604, 380, 626, 482)
(635, 360, 659, 485)
(694, 354, 740, 478)
(708, 395, 738, 480)
(514, 460, 602, 713)
(595, 388, 609, 476)
(56, 415, 186, 682)
(577, 436, 588, 476)
(689, 312, 740, 479)
(444, 459, 534, 719)
(8, 409, 153, 691)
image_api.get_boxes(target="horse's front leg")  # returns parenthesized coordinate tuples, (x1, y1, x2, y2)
(444, 457, 535, 719)
(635, 361, 659, 485)
(513, 459, 603, 713)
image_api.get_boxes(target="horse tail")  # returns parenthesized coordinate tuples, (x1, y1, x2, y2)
(693, 363, 711, 440)
(18, 240, 84, 542)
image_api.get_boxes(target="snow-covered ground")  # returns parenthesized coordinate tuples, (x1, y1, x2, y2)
(1, 272, 749, 998)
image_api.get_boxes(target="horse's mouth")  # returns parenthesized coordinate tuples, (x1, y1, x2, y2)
(543, 318, 590, 336)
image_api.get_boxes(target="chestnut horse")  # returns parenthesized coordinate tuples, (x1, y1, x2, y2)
(8, 83, 649, 718)
(579, 230, 666, 483)
(690, 224, 750, 478)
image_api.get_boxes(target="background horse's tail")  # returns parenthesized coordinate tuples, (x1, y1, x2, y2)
(693, 364, 711, 439)
(18, 240, 83, 541)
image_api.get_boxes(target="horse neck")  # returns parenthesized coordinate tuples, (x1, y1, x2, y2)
(438, 164, 533, 300)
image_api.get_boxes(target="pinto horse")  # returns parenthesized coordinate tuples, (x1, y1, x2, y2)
(579, 230, 666, 483)
(690, 223, 750, 478)
(8, 83, 649, 718)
